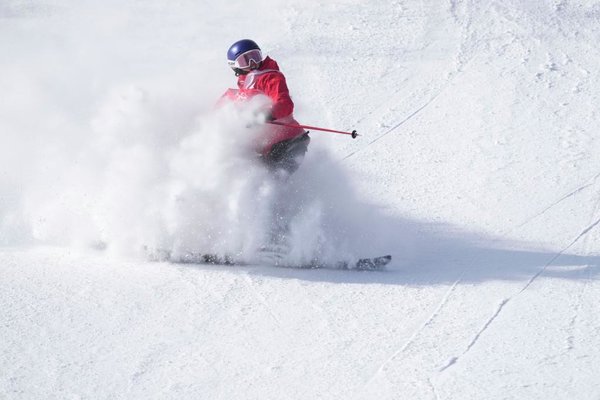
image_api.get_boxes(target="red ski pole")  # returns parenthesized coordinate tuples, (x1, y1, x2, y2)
(267, 121, 358, 139)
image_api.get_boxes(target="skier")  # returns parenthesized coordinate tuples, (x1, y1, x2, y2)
(221, 39, 310, 175)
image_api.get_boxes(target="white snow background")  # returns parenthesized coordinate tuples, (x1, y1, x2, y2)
(1, 0, 600, 399)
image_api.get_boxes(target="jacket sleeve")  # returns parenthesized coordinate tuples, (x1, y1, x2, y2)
(215, 88, 239, 107)
(263, 72, 295, 120)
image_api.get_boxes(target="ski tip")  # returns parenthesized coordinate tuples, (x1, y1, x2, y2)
(354, 254, 392, 271)
(374, 255, 392, 268)
(371, 255, 392, 265)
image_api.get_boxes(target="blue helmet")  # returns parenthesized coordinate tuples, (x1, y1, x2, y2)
(227, 39, 263, 75)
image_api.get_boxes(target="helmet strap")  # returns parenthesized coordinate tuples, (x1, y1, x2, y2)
(233, 68, 248, 76)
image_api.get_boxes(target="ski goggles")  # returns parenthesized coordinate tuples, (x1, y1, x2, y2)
(228, 49, 263, 71)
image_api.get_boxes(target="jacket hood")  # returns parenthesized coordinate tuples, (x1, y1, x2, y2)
(260, 56, 280, 71)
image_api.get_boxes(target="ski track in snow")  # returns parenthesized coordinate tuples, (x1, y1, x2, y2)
(365, 273, 464, 386)
(329, 0, 478, 163)
(439, 231, 600, 374)
(564, 192, 600, 350)
(342, 82, 451, 161)
(341, 0, 479, 162)
(522, 186, 600, 295)
(439, 297, 509, 372)
(440, 185, 600, 374)
(535, 193, 600, 371)
(511, 170, 600, 232)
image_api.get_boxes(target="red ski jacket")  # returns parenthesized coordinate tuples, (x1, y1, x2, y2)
(236, 56, 294, 120)
(220, 56, 305, 155)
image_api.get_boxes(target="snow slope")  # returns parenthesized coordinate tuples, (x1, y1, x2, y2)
(2, 0, 600, 399)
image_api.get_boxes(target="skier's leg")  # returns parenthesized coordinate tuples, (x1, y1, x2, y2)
(263, 132, 310, 176)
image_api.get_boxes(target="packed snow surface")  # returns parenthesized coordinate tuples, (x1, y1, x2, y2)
(2, 0, 600, 399)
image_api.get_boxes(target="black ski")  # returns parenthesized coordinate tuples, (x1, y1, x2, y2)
(161, 251, 391, 271)
(297, 255, 392, 271)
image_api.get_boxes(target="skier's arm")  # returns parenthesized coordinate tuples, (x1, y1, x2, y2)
(264, 74, 294, 120)
(215, 88, 239, 108)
